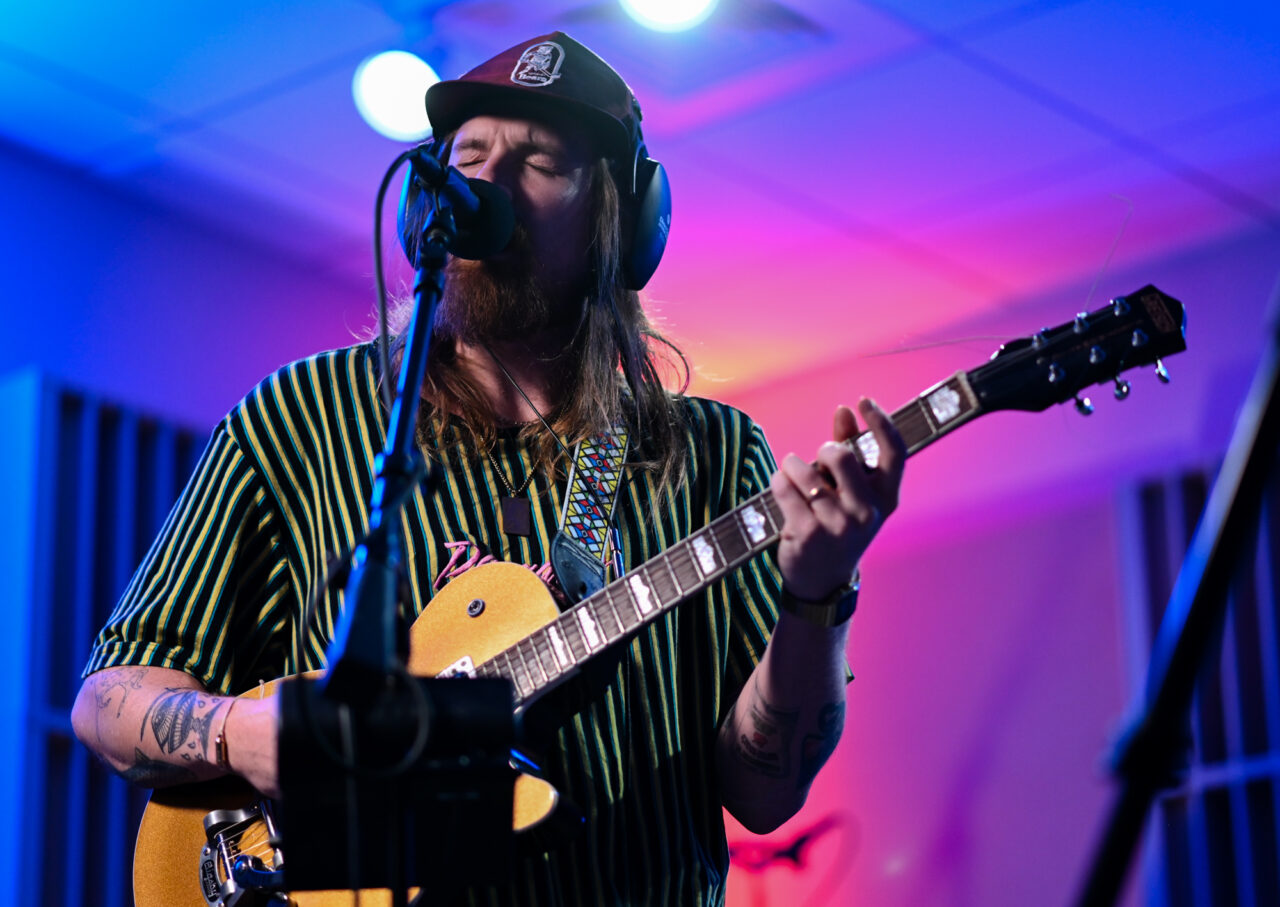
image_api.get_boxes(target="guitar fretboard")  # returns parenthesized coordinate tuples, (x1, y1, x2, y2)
(472, 371, 983, 706)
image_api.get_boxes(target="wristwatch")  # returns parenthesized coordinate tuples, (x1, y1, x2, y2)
(779, 569, 860, 627)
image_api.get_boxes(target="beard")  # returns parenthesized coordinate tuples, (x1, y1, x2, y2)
(434, 224, 584, 346)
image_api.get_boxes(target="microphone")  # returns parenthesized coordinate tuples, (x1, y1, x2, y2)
(397, 147, 515, 262)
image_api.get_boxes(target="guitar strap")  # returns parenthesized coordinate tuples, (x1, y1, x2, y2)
(551, 424, 629, 604)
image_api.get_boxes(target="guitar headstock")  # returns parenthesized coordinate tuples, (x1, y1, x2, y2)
(971, 284, 1187, 414)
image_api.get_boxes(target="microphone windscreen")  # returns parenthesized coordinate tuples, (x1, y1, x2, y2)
(450, 178, 515, 261)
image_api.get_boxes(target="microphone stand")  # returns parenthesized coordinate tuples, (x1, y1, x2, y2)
(273, 188, 515, 904)
(320, 189, 454, 706)
(1072, 311, 1280, 905)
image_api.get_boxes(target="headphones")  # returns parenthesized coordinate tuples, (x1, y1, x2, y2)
(396, 121, 671, 291)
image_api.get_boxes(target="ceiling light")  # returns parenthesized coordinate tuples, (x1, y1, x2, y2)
(619, 0, 719, 32)
(352, 50, 439, 142)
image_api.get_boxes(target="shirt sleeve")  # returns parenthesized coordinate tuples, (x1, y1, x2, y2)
(82, 422, 294, 694)
(716, 418, 785, 726)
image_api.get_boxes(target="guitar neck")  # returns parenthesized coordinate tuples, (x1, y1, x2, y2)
(471, 371, 985, 708)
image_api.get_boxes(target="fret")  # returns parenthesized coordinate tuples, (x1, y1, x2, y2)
(518, 638, 548, 686)
(668, 544, 701, 592)
(613, 581, 643, 631)
(575, 604, 606, 652)
(504, 648, 532, 700)
(738, 496, 773, 549)
(688, 529, 721, 578)
(533, 632, 559, 680)
(592, 589, 622, 640)
(560, 611, 590, 664)
(715, 512, 750, 566)
(545, 621, 573, 671)
(760, 493, 784, 537)
(646, 555, 681, 606)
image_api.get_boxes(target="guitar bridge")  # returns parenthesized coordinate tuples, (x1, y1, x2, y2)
(199, 800, 288, 905)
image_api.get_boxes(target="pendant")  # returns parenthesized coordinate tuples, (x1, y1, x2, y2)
(500, 495, 532, 537)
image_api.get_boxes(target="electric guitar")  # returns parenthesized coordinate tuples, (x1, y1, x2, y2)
(132, 285, 1187, 906)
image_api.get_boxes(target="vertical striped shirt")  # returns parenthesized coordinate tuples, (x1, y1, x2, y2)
(86, 342, 785, 905)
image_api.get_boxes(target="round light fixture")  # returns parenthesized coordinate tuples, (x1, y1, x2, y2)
(352, 50, 439, 142)
(619, 0, 718, 32)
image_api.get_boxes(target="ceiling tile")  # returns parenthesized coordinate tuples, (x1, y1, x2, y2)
(962, 0, 1280, 138)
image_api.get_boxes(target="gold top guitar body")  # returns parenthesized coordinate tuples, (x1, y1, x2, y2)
(134, 563, 561, 907)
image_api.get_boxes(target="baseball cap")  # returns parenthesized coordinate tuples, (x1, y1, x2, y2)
(425, 32, 642, 162)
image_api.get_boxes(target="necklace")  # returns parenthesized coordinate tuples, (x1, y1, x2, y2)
(486, 446, 535, 536)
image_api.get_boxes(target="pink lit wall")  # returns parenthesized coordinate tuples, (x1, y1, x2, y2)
(716, 226, 1279, 903)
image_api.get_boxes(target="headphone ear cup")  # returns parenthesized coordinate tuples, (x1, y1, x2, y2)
(623, 155, 670, 291)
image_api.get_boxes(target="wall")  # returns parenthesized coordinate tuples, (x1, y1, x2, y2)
(0, 136, 375, 431)
(718, 219, 1279, 903)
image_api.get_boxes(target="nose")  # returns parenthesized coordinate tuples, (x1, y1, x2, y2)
(471, 150, 513, 197)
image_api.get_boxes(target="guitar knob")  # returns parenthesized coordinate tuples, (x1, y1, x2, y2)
(1074, 313, 1089, 333)
(1131, 329, 1148, 348)
(1048, 364, 1065, 384)
(1112, 296, 1130, 316)
(1089, 346, 1106, 365)
(1113, 378, 1131, 400)
(1075, 395, 1094, 415)
(467, 598, 486, 617)
(1155, 359, 1171, 383)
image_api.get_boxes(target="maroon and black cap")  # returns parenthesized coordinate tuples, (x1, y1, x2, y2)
(425, 32, 642, 162)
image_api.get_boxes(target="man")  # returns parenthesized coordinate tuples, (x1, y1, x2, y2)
(72, 31, 905, 905)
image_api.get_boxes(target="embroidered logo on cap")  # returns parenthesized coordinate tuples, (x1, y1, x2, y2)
(511, 41, 565, 87)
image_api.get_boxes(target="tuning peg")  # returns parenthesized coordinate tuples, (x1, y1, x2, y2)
(1048, 364, 1065, 384)
(1111, 296, 1130, 316)
(1089, 345, 1106, 365)
(1075, 395, 1094, 415)
(1113, 378, 1131, 400)
(1131, 329, 1148, 348)
(1032, 330, 1048, 350)
(1155, 359, 1170, 383)
(1074, 312, 1089, 334)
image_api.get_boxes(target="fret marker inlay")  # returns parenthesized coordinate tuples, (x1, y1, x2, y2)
(629, 575, 655, 615)
(692, 536, 718, 574)
(927, 386, 962, 423)
(548, 625, 570, 669)
(856, 433, 881, 469)
(743, 505, 767, 543)
(577, 609, 602, 649)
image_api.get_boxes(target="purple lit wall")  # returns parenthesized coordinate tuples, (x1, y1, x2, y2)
(0, 138, 371, 429)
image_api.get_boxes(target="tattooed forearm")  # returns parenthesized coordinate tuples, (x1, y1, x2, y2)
(92, 667, 149, 718)
(732, 678, 800, 778)
(797, 701, 845, 789)
(141, 688, 223, 762)
(120, 747, 198, 787)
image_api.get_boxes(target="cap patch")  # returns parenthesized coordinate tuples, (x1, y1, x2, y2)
(511, 41, 565, 87)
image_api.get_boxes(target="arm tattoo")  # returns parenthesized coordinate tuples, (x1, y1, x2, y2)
(120, 747, 197, 787)
(141, 688, 223, 763)
(732, 678, 799, 778)
(93, 667, 149, 718)
(797, 701, 845, 790)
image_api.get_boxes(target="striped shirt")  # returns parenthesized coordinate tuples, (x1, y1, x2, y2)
(86, 342, 785, 905)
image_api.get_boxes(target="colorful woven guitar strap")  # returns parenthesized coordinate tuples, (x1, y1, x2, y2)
(550, 424, 629, 604)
